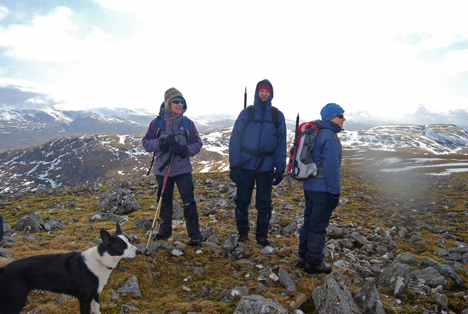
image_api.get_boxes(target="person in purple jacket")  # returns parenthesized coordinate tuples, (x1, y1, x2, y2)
(297, 103, 346, 274)
(142, 87, 203, 246)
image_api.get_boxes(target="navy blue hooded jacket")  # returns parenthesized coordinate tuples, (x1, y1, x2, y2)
(229, 79, 286, 173)
(303, 120, 342, 194)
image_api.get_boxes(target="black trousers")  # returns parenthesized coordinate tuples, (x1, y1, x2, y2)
(156, 173, 202, 240)
(0, 214, 3, 242)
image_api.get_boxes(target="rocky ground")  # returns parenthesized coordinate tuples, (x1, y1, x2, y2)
(1, 169, 467, 313)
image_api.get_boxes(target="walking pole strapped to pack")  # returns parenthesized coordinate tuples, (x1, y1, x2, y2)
(286, 113, 300, 186)
(144, 151, 175, 255)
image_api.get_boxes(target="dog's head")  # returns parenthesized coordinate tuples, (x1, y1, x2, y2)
(98, 223, 137, 259)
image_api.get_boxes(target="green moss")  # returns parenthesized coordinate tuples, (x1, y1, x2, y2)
(398, 288, 416, 303)
(299, 297, 317, 314)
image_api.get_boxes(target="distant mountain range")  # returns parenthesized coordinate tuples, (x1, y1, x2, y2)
(0, 107, 374, 152)
(1, 116, 468, 194)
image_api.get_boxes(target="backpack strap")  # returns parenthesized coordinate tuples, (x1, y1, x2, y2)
(246, 105, 279, 129)
(271, 106, 279, 129)
(147, 114, 190, 176)
(182, 116, 190, 144)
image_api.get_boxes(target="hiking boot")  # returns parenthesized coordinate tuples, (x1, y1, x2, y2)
(256, 236, 270, 247)
(296, 256, 306, 269)
(237, 233, 249, 243)
(154, 233, 171, 240)
(303, 261, 332, 274)
(188, 238, 202, 246)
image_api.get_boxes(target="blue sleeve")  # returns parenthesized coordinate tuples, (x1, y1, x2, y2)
(187, 119, 202, 157)
(321, 133, 341, 194)
(274, 112, 287, 172)
(229, 109, 248, 168)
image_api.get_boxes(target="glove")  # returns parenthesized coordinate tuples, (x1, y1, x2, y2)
(272, 169, 283, 186)
(159, 134, 179, 150)
(170, 143, 188, 158)
(329, 193, 340, 210)
(229, 168, 242, 184)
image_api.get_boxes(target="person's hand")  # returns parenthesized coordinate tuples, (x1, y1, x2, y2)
(170, 143, 188, 158)
(329, 193, 340, 210)
(272, 169, 283, 186)
(159, 134, 179, 150)
(229, 168, 242, 184)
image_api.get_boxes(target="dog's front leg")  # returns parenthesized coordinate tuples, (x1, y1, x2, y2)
(91, 297, 100, 314)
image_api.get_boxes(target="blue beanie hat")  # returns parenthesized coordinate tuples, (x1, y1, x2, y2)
(320, 103, 344, 121)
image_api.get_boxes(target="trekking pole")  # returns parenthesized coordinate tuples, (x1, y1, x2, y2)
(288, 113, 300, 187)
(144, 151, 175, 255)
(244, 87, 247, 109)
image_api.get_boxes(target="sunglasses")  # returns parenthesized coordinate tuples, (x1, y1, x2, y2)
(335, 114, 345, 119)
(171, 99, 185, 105)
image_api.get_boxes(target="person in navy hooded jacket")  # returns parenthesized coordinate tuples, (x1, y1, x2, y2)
(229, 79, 287, 246)
(296, 103, 346, 274)
(142, 87, 203, 246)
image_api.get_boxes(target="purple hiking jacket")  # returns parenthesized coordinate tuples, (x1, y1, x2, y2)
(142, 109, 202, 177)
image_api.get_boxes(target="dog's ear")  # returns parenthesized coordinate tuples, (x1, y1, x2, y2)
(115, 223, 122, 235)
(100, 228, 112, 246)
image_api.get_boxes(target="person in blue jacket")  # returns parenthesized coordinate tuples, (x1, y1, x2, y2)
(296, 103, 346, 274)
(229, 79, 287, 246)
(142, 87, 204, 246)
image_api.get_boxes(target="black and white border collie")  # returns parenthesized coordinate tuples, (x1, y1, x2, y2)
(0, 223, 137, 314)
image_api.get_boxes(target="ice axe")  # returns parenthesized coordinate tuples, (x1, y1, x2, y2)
(144, 151, 175, 255)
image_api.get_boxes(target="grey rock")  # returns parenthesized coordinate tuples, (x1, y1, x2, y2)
(15, 213, 46, 233)
(396, 253, 418, 266)
(282, 222, 297, 235)
(354, 279, 386, 314)
(221, 286, 249, 303)
(223, 233, 236, 255)
(97, 188, 140, 215)
(136, 241, 161, 256)
(421, 257, 463, 284)
(172, 202, 183, 220)
(312, 276, 362, 314)
(278, 267, 296, 293)
(379, 262, 410, 295)
(46, 216, 67, 230)
(260, 246, 275, 255)
(87, 212, 128, 225)
(116, 275, 142, 297)
(120, 304, 141, 313)
(233, 295, 288, 314)
(411, 267, 448, 287)
(432, 293, 449, 309)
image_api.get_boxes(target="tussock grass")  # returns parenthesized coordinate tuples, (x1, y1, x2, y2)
(1, 169, 467, 313)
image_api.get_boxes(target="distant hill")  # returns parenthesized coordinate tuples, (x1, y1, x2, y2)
(0, 107, 375, 152)
(1, 123, 468, 194)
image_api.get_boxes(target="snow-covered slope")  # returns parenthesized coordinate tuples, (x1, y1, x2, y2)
(1, 122, 468, 194)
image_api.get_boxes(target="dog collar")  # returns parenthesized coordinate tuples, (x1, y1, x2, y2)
(98, 260, 114, 270)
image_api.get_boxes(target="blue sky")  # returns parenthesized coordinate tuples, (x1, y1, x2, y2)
(0, 0, 467, 126)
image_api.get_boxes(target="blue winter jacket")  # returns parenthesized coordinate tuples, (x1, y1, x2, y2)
(142, 109, 202, 177)
(303, 120, 342, 194)
(229, 79, 287, 173)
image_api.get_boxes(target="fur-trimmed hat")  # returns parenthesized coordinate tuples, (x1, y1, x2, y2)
(164, 87, 187, 112)
(320, 103, 344, 121)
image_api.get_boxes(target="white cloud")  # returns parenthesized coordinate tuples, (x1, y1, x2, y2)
(0, 6, 110, 63)
(1, 1, 467, 123)
(0, 6, 9, 21)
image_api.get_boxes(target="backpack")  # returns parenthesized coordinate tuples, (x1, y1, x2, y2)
(287, 118, 329, 181)
(246, 105, 279, 130)
(232, 105, 279, 173)
(146, 110, 190, 175)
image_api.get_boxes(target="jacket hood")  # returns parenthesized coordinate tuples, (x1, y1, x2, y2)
(314, 119, 343, 133)
(254, 79, 274, 106)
